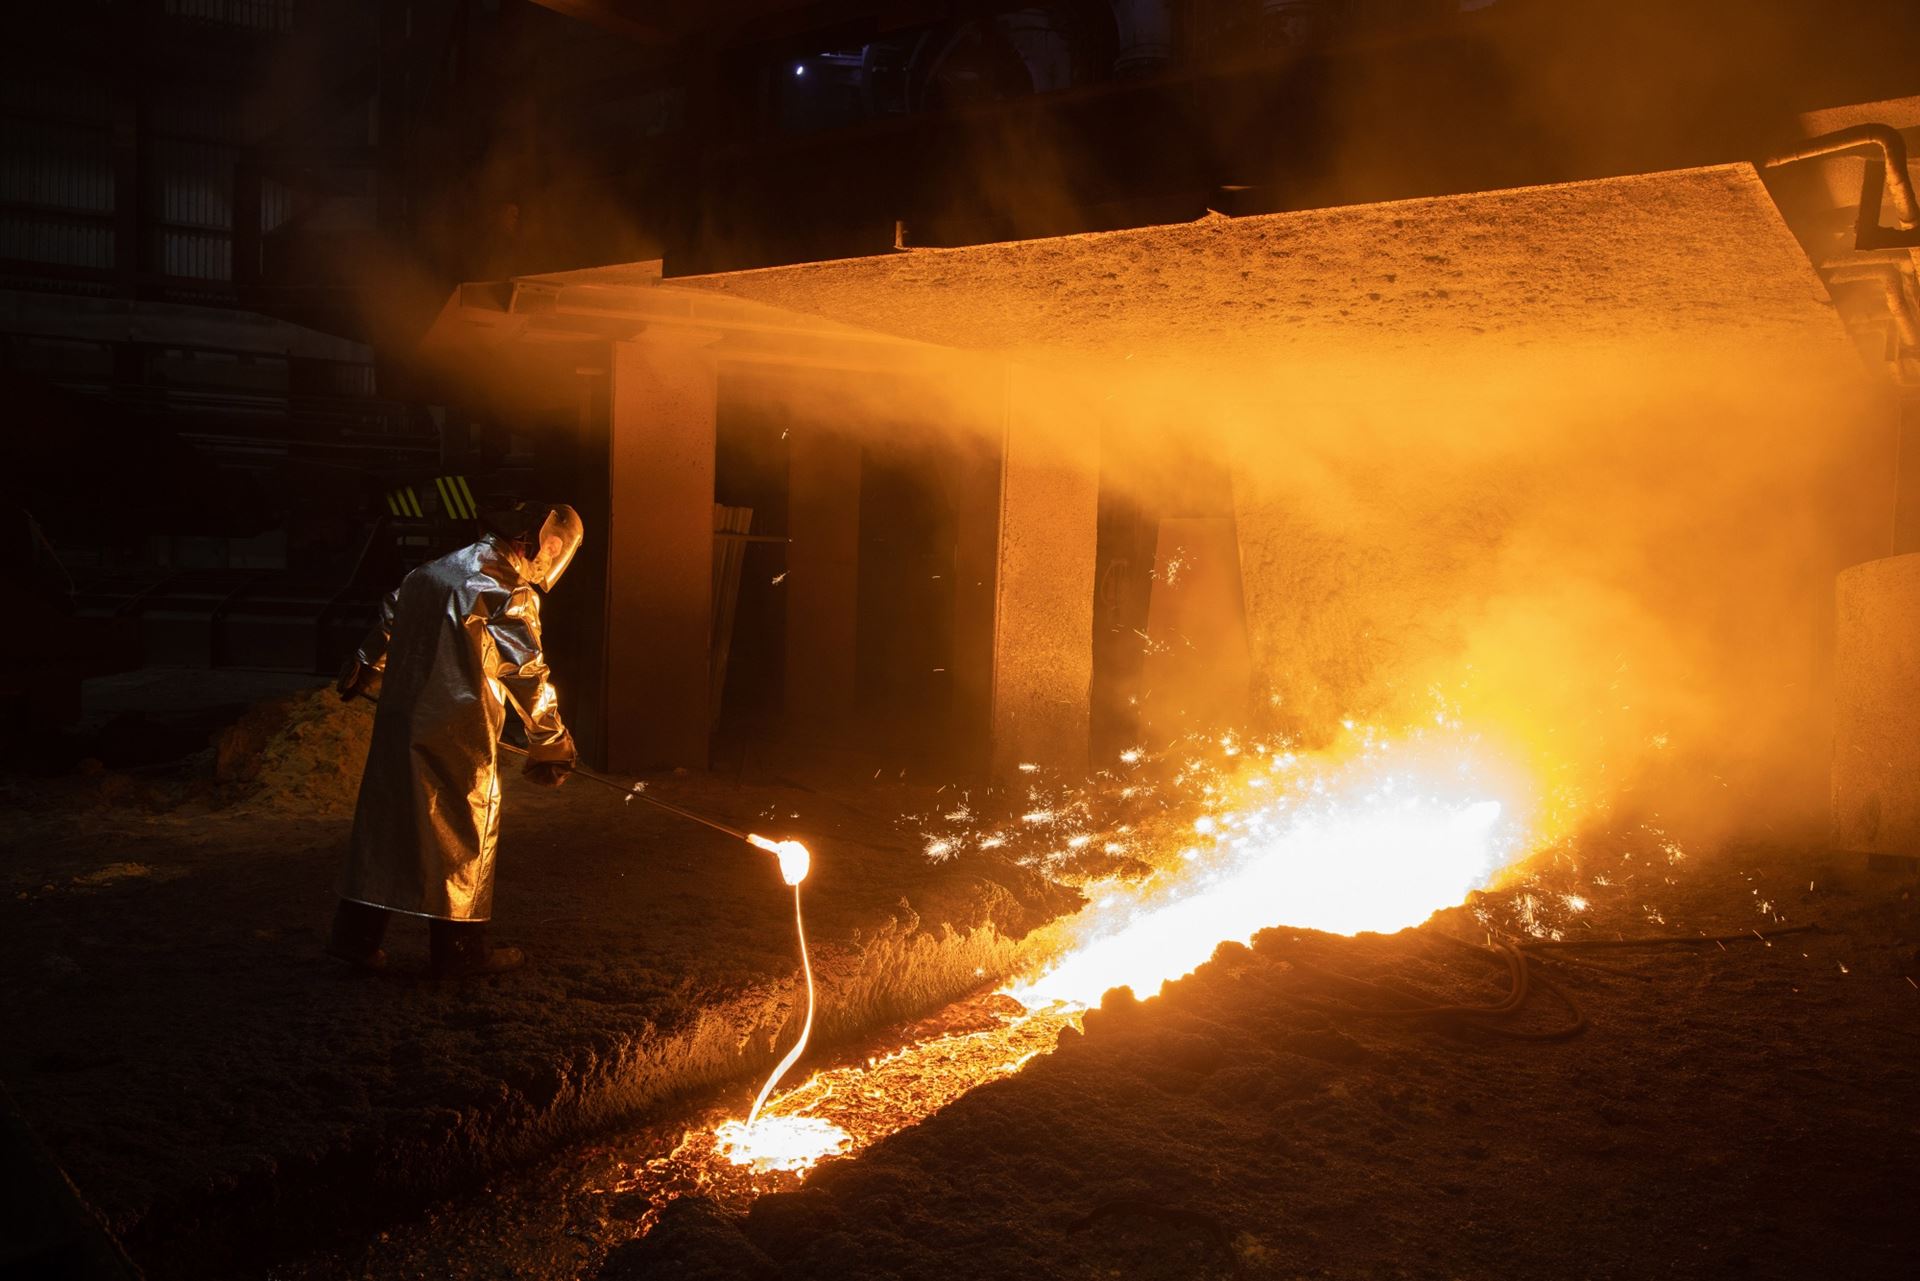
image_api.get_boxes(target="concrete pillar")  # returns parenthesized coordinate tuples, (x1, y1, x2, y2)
(1832, 552, 1920, 859)
(605, 334, 718, 772)
(951, 438, 1003, 768)
(1139, 515, 1254, 742)
(987, 363, 1099, 779)
(785, 425, 862, 738)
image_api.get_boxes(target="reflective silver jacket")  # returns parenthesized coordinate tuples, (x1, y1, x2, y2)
(341, 536, 573, 920)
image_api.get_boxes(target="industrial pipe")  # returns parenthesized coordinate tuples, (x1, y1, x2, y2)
(1110, 0, 1172, 76)
(1762, 123, 1920, 239)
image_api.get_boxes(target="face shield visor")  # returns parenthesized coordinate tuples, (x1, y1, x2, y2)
(522, 504, 584, 591)
(485, 502, 584, 592)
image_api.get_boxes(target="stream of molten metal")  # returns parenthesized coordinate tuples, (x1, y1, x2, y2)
(1006, 794, 1506, 1008)
(696, 733, 1526, 1184)
(711, 878, 851, 1171)
(713, 836, 851, 1170)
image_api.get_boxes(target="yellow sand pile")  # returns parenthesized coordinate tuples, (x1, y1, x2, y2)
(230, 687, 373, 815)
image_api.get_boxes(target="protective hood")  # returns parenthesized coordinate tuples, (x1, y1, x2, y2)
(342, 537, 574, 920)
(485, 502, 584, 591)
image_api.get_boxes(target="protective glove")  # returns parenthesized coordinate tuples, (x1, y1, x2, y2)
(524, 758, 574, 788)
(336, 656, 373, 703)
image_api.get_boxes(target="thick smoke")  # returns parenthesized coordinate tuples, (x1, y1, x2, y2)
(358, 0, 1908, 853)
(1203, 349, 1894, 846)
(688, 297, 1895, 850)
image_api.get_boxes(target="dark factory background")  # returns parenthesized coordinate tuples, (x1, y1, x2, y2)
(6, 0, 1917, 767)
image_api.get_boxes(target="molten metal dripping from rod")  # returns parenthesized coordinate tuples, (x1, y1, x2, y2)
(713, 872, 850, 1170)
(747, 886, 814, 1129)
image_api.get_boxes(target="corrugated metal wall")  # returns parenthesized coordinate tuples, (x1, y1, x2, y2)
(1, 7, 297, 285)
(0, 74, 117, 271)
(163, 0, 294, 33)
(151, 135, 237, 280)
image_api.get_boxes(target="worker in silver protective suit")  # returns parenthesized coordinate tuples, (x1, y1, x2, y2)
(326, 502, 583, 976)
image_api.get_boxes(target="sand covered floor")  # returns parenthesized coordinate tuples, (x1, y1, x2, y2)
(0, 684, 1074, 1279)
(10, 681, 1918, 1280)
(612, 837, 1920, 1281)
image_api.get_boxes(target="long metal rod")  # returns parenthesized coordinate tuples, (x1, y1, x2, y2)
(493, 736, 755, 842)
(355, 692, 754, 844)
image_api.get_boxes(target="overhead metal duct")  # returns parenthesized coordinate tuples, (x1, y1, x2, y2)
(1763, 122, 1920, 249)
(1110, 0, 1171, 76)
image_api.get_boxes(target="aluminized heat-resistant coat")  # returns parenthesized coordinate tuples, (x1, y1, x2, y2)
(341, 535, 573, 921)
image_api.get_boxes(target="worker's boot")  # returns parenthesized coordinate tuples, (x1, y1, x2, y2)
(430, 920, 524, 977)
(325, 899, 390, 972)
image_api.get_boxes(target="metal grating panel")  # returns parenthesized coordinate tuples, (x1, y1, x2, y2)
(0, 119, 115, 213)
(155, 227, 233, 280)
(0, 210, 114, 268)
(260, 177, 294, 232)
(163, 0, 294, 32)
(0, 71, 115, 125)
(152, 137, 236, 230)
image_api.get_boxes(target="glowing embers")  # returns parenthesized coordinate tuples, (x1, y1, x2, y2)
(747, 834, 811, 886)
(629, 997, 1078, 1225)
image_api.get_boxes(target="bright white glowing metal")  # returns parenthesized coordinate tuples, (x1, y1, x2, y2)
(1006, 743, 1517, 1008)
(748, 834, 811, 886)
(718, 861, 843, 1170)
(714, 1115, 848, 1171)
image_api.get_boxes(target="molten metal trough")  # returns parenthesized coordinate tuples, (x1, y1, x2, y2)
(624, 728, 1538, 1224)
